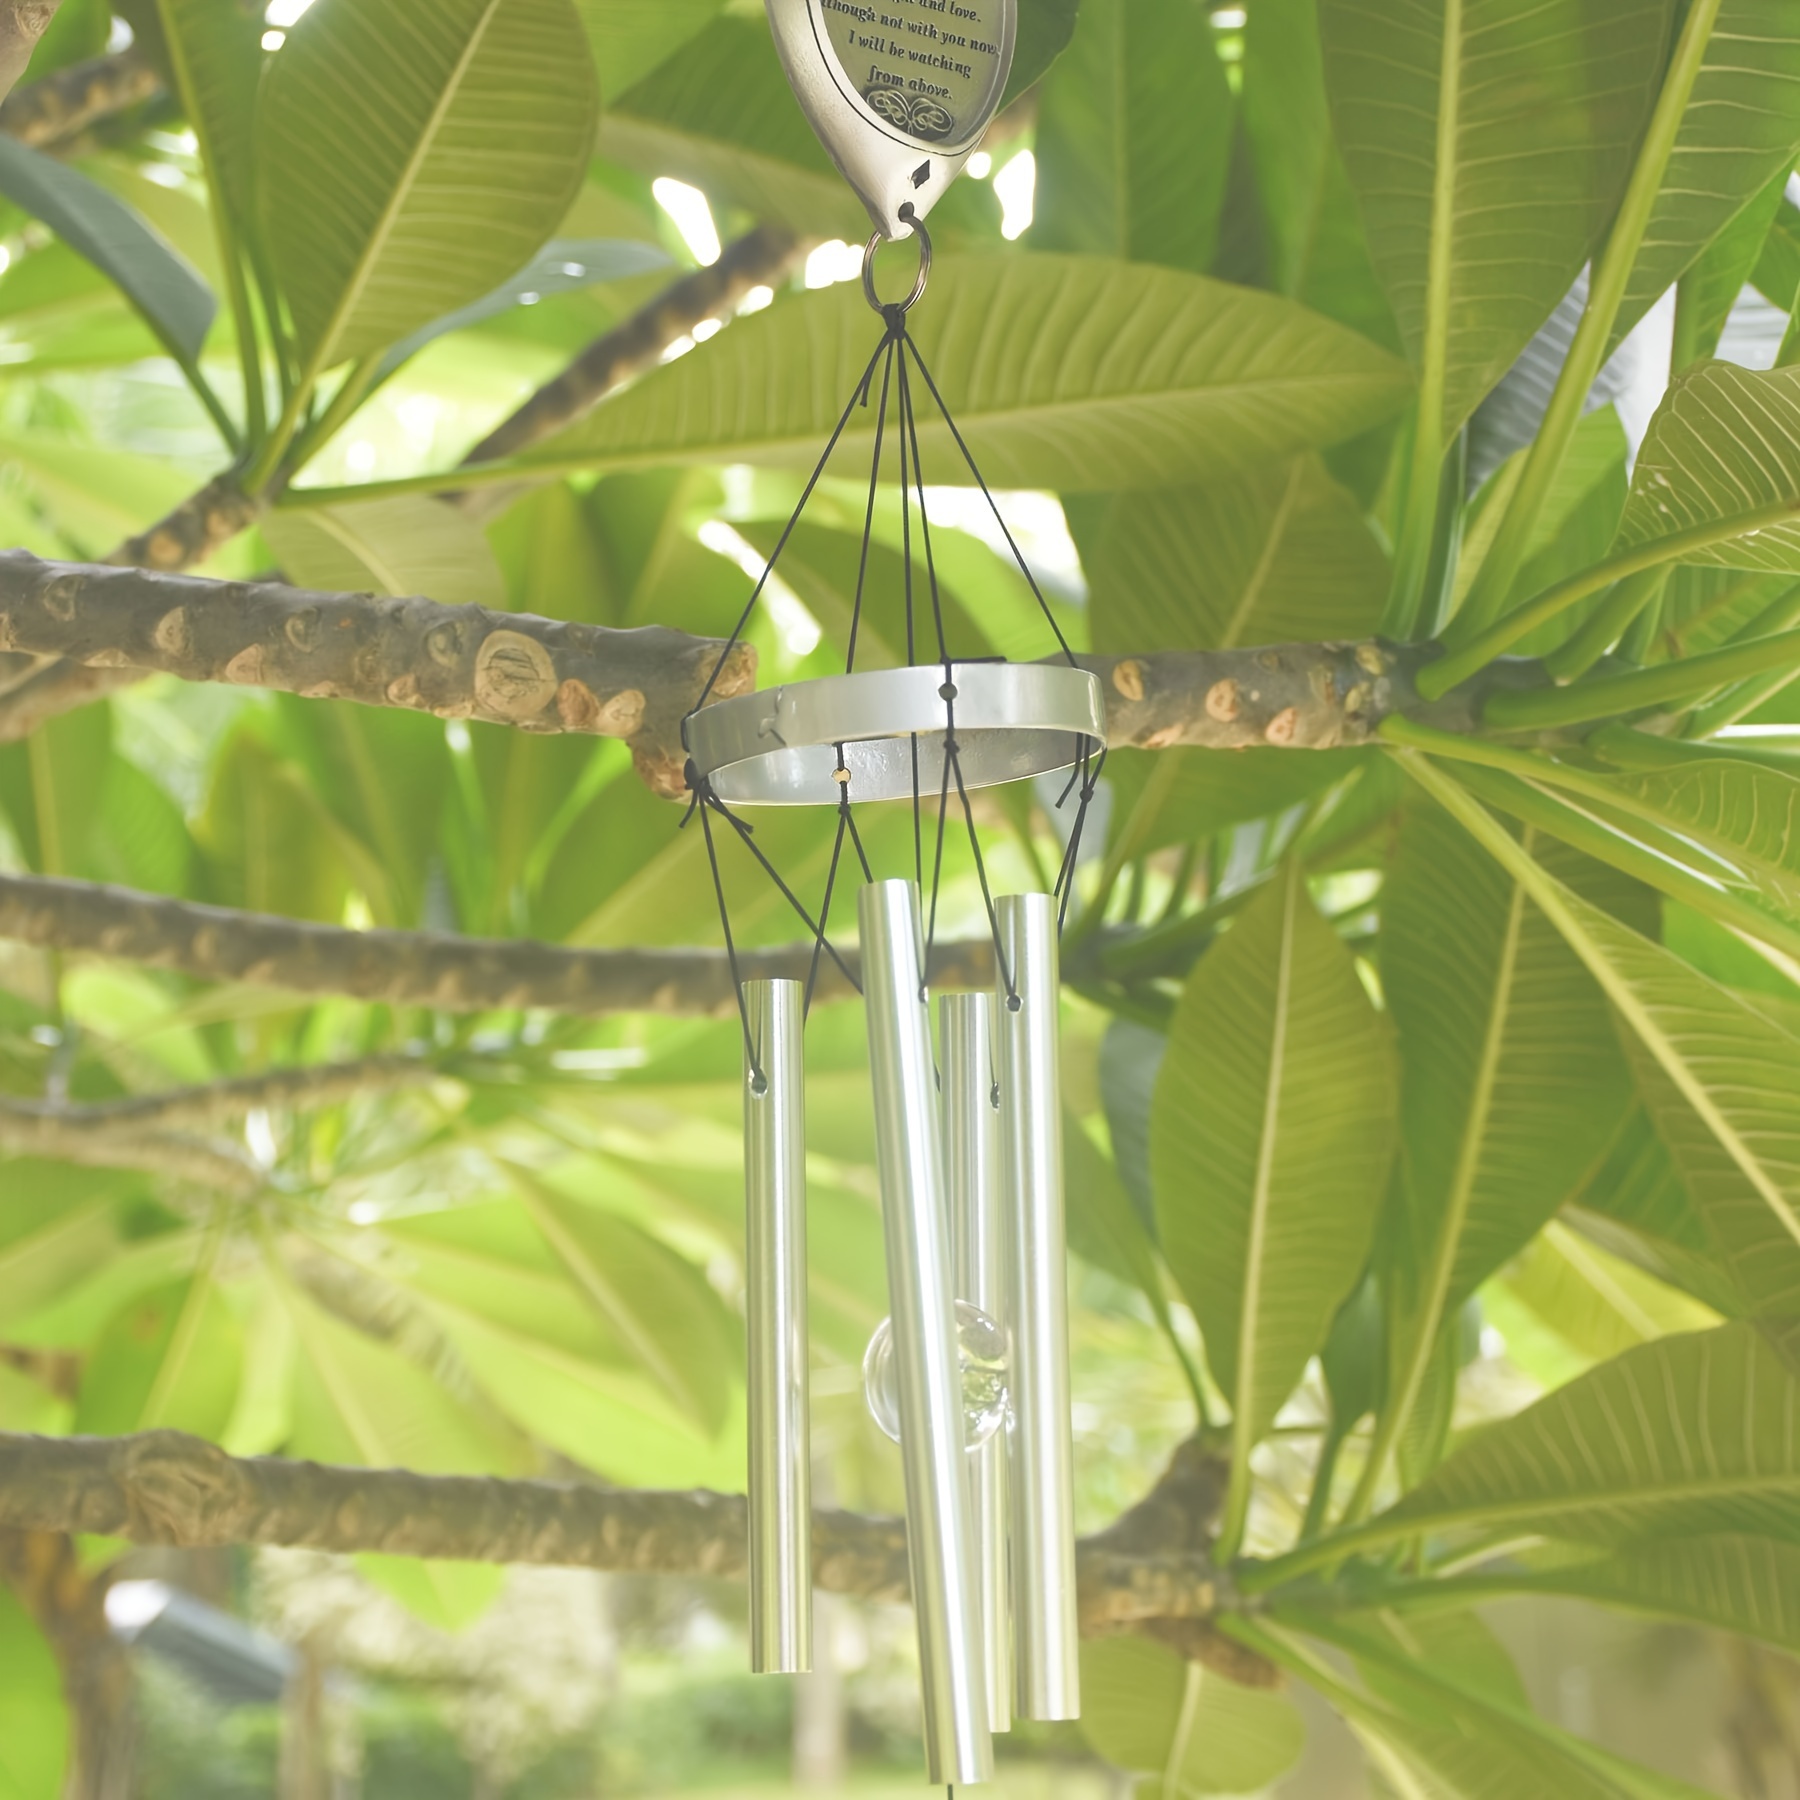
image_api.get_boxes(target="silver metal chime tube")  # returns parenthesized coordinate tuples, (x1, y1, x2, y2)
(743, 979, 812, 1676)
(940, 992, 1012, 1737)
(860, 880, 994, 1787)
(996, 894, 1081, 1721)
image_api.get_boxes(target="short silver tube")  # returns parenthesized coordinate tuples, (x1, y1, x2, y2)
(940, 992, 1012, 1736)
(860, 880, 993, 1786)
(996, 894, 1080, 1721)
(744, 979, 811, 1676)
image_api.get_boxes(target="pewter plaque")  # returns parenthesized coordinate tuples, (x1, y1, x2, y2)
(767, 0, 1015, 238)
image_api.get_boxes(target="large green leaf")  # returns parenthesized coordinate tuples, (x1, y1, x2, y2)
(1079, 1637, 1305, 1798)
(1403, 754, 1800, 1361)
(1594, 757, 1800, 925)
(1151, 860, 1397, 1541)
(380, 1197, 741, 1486)
(512, 1172, 737, 1434)
(0, 1590, 67, 1800)
(155, 0, 264, 238)
(1080, 456, 1391, 655)
(514, 254, 1415, 491)
(0, 136, 216, 370)
(573, 0, 726, 94)
(1613, 0, 1800, 347)
(1497, 1219, 1720, 1371)
(1240, 0, 1398, 351)
(601, 16, 860, 236)
(1615, 360, 1800, 571)
(1380, 811, 1635, 1438)
(0, 704, 112, 878)
(1319, 0, 1669, 438)
(0, 1170, 129, 1335)
(262, 494, 506, 610)
(258, 0, 599, 375)
(73, 1268, 242, 1440)
(1518, 1532, 1800, 1654)
(1374, 1321, 1800, 1545)
(1031, 0, 1235, 274)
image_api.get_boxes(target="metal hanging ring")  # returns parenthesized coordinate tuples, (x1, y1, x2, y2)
(862, 211, 933, 316)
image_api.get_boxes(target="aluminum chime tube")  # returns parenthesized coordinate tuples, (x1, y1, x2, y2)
(996, 894, 1081, 1721)
(940, 991, 1012, 1736)
(860, 879, 994, 1787)
(743, 978, 811, 1675)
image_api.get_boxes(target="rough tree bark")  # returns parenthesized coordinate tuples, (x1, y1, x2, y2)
(0, 1099, 261, 1192)
(0, 552, 1505, 789)
(0, 873, 995, 1015)
(0, 1530, 136, 1800)
(0, 42, 160, 149)
(0, 228, 815, 737)
(0, 1430, 1231, 1645)
(0, 0, 64, 108)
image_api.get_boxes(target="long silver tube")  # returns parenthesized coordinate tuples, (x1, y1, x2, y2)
(995, 894, 1080, 1721)
(940, 992, 1012, 1736)
(860, 880, 993, 1786)
(743, 979, 811, 1676)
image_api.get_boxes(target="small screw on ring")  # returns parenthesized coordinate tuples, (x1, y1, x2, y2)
(862, 209, 933, 316)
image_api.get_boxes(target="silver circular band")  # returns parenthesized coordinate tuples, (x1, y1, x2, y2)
(862, 215, 933, 314)
(687, 662, 1106, 807)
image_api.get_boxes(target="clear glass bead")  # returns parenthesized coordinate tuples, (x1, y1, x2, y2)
(862, 1301, 1010, 1452)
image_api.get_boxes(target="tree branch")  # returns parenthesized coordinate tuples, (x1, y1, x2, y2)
(0, 1099, 261, 1193)
(0, 873, 996, 1016)
(0, 1053, 449, 1133)
(0, 551, 757, 795)
(458, 224, 812, 477)
(0, 553, 1507, 783)
(0, 1430, 1227, 1640)
(0, 1, 64, 108)
(0, 42, 159, 149)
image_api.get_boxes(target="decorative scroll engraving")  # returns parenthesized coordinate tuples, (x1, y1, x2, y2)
(818, 0, 1007, 145)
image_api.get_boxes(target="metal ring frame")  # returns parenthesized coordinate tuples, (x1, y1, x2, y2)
(862, 212, 933, 314)
(686, 661, 1105, 808)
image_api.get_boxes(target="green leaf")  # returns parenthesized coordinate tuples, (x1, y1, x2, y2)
(1240, 0, 1398, 351)
(1031, 0, 1235, 274)
(515, 254, 1415, 491)
(1518, 1532, 1800, 1655)
(1595, 756, 1800, 925)
(0, 703, 112, 878)
(1613, 0, 1800, 348)
(73, 1270, 243, 1440)
(1615, 360, 1800, 572)
(378, 1193, 741, 1481)
(1319, 0, 1669, 438)
(1080, 456, 1391, 655)
(512, 1172, 737, 1434)
(272, 698, 454, 929)
(1497, 1219, 1720, 1369)
(1151, 860, 1398, 1544)
(601, 16, 860, 236)
(1376, 1321, 1800, 1545)
(1400, 754, 1800, 1364)
(1008, 0, 1081, 103)
(1078, 1637, 1305, 1798)
(258, 0, 599, 376)
(1380, 811, 1636, 1431)
(0, 1589, 67, 1800)
(196, 727, 353, 924)
(262, 494, 506, 610)
(0, 136, 216, 369)
(573, 0, 727, 94)
(370, 237, 671, 384)
(155, 0, 265, 239)
(1676, 167, 1790, 365)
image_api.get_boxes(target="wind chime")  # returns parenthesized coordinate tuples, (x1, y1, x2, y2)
(681, 1, 1102, 1785)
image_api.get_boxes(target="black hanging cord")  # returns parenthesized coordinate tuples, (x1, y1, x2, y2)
(697, 782, 762, 1083)
(687, 325, 901, 729)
